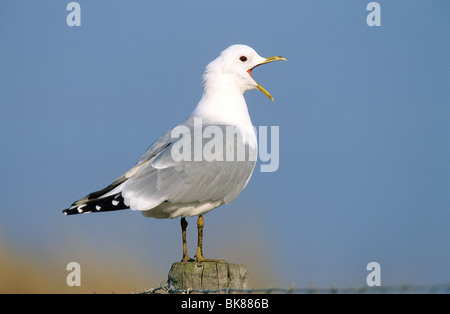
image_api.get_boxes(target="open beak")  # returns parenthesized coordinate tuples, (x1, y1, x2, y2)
(247, 56, 287, 101)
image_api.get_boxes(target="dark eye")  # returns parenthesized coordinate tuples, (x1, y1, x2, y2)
(239, 56, 248, 62)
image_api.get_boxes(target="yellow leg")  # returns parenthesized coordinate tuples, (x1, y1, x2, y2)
(195, 215, 226, 263)
(180, 217, 193, 262)
(195, 215, 205, 262)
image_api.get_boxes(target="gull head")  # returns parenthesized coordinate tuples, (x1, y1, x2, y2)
(203, 44, 287, 101)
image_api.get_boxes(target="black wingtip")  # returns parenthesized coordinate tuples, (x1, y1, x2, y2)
(62, 193, 129, 216)
(62, 208, 78, 215)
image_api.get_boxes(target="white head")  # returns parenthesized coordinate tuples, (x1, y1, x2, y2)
(202, 45, 286, 101)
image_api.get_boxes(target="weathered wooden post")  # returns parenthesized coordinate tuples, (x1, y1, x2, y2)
(168, 262, 248, 294)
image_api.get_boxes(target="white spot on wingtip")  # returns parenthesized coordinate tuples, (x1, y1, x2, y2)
(77, 204, 87, 213)
(112, 200, 119, 206)
(95, 205, 101, 210)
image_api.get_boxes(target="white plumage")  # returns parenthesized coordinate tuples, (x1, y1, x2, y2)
(63, 44, 286, 261)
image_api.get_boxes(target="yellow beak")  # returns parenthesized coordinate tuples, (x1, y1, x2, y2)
(248, 56, 287, 101)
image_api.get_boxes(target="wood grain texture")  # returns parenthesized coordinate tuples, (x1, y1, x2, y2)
(168, 262, 248, 293)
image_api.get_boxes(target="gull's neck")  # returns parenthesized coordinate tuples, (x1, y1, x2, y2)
(190, 74, 253, 127)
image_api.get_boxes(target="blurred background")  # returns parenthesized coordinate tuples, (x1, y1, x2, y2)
(0, 1, 448, 293)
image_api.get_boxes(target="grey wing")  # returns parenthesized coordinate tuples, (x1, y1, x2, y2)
(121, 123, 257, 214)
(65, 130, 174, 212)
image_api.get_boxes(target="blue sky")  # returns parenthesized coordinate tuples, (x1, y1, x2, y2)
(0, 1, 448, 291)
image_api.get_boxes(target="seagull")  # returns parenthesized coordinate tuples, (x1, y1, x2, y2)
(63, 44, 286, 262)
